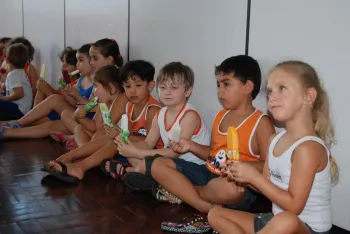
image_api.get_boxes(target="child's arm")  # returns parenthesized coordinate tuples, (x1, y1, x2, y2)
(0, 86, 24, 101)
(116, 111, 201, 159)
(74, 106, 101, 132)
(244, 116, 275, 172)
(28, 64, 39, 94)
(231, 141, 326, 215)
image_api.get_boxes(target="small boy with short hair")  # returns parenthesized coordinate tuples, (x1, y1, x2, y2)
(0, 43, 33, 120)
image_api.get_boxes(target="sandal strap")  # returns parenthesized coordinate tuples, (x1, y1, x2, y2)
(54, 161, 68, 174)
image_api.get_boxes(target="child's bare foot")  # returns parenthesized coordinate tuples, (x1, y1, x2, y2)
(51, 161, 85, 180)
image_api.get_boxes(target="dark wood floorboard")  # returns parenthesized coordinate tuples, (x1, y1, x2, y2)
(0, 138, 348, 234)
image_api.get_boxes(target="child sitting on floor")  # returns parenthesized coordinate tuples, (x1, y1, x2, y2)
(0, 43, 33, 121)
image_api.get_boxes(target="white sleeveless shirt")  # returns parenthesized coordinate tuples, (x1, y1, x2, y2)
(269, 130, 332, 232)
(157, 103, 210, 165)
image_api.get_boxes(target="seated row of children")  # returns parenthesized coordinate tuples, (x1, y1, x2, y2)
(0, 36, 337, 233)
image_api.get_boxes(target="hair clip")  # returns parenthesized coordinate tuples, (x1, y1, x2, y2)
(110, 39, 116, 43)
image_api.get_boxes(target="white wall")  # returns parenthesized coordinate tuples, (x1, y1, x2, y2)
(129, 0, 247, 127)
(65, 0, 129, 61)
(0, 0, 23, 38)
(249, 0, 350, 230)
(23, 0, 65, 87)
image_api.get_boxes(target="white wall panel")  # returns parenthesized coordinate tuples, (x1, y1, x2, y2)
(0, 0, 23, 38)
(129, 0, 247, 127)
(250, 0, 350, 230)
(65, 0, 128, 60)
(23, 0, 65, 87)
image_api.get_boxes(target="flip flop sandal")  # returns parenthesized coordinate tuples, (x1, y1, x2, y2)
(46, 161, 79, 184)
(160, 213, 212, 233)
(40, 160, 58, 171)
(100, 159, 129, 180)
(50, 132, 68, 142)
(152, 183, 182, 204)
(4, 121, 22, 128)
(122, 172, 155, 191)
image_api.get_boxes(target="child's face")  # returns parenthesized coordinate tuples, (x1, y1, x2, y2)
(216, 73, 250, 110)
(61, 55, 76, 73)
(89, 46, 112, 71)
(267, 68, 307, 122)
(92, 79, 113, 103)
(123, 76, 153, 104)
(158, 80, 191, 107)
(76, 52, 93, 76)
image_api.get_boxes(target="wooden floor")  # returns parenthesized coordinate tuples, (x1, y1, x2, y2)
(0, 138, 348, 234)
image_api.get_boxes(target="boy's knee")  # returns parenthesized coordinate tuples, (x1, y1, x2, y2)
(61, 110, 70, 120)
(207, 206, 221, 226)
(47, 94, 62, 102)
(150, 156, 176, 177)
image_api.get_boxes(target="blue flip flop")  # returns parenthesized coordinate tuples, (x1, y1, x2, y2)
(5, 121, 22, 128)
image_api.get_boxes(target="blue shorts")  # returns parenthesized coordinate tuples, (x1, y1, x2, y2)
(0, 100, 24, 121)
(173, 158, 257, 211)
(48, 111, 95, 120)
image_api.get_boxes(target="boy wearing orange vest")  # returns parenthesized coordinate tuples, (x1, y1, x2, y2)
(151, 55, 276, 233)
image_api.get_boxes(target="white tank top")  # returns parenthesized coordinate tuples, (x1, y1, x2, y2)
(269, 130, 332, 232)
(157, 103, 210, 165)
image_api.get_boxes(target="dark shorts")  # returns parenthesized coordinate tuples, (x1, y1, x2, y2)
(173, 158, 256, 211)
(254, 213, 329, 234)
(48, 111, 95, 120)
(173, 158, 218, 186)
(0, 100, 24, 121)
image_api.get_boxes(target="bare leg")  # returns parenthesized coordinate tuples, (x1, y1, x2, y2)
(49, 135, 111, 165)
(17, 94, 74, 127)
(51, 140, 118, 180)
(258, 211, 311, 234)
(207, 206, 255, 234)
(33, 90, 46, 107)
(61, 109, 79, 133)
(74, 124, 93, 147)
(91, 125, 106, 140)
(2, 120, 70, 139)
(151, 158, 212, 212)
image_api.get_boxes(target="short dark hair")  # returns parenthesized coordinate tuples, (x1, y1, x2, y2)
(59, 47, 77, 66)
(94, 65, 124, 93)
(77, 43, 92, 56)
(0, 37, 12, 44)
(120, 60, 155, 83)
(10, 37, 34, 62)
(7, 43, 29, 69)
(215, 55, 261, 100)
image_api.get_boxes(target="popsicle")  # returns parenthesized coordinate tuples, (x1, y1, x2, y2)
(120, 114, 130, 143)
(227, 126, 239, 162)
(40, 64, 46, 80)
(84, 96, 98, 112)
(169, 124, 181, 142)
(99, 103, 114, 129)
(69, 70, 80, 76)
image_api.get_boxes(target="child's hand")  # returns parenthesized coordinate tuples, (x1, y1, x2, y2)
(65, 85, 79, 98)
(169, 139, 191, 154)
(36, 79, 51, 92)
(104, 124, 119, 140)
(74, 106, 87, 119)
(114, 135, 138, 157)
(228, 162, 259, 184)
(221, 166, 246, 193)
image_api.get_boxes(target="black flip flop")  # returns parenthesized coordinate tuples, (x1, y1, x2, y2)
(123, 172, 155, 191)
(100, 158, 128, 179)
(47, 161, 79, 184)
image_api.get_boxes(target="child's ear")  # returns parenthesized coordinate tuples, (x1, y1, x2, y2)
(244, 80, 254, 95)
(304, 87, 317, 105)
(108, 83, 117, 95)
(107, 55, 114, 65)
(185, 87, 193, 98)
(147, 81, 155, 92)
